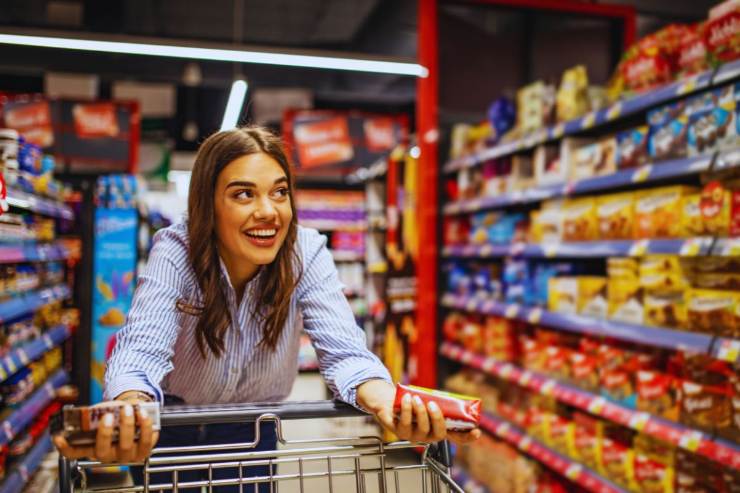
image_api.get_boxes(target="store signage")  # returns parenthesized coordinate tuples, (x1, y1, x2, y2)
(72, 102, 120, 138)
(293, 116, 353, 168)
(3, 100, 54, 147)
(364, 117, 395, 152)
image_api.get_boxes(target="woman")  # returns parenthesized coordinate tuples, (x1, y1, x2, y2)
(54, 126, 480, 490)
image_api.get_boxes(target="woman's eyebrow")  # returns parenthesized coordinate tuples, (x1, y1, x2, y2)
(226, 177, 287, 189)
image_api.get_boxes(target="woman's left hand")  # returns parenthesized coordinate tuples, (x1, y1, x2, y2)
(356, 379, 481, 445)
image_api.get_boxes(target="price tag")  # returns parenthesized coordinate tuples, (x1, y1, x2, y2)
(581, 113, 596, 130)
(480, 244, 493, 256)
(0, 367, 6, 381)
(499, 364, 514, 378)
(562, 182, 576, 196)
(587, 397, 606, 415)
(719, 238, 740, 257)
(6, 359, 16, 375)
(628, 412, 650, 431)
(717, 339, 740, 363)
(505, 304, 520, 319)
(466, 299, 478, 312)
(46, 383, 55, 398)
(679, 430, 704, 452)
(461, 351, 474, 364)
(510, 243, 526, 256)
(469, 198, 482, 211)
(606, 102, 623, 121)
(519, 371, 533, 386)
(519, 436, 532, 452)
(496, 422, 511, 436)
(18, 465, 29, 482)
(629, 239, 649, 257)
(677, 75, 699, 95)
(528, 308, 543, 325)
(17, 349, 29, 366)
(3, 421, 13, 441)
(680, 238, 703, 257)
(631, 165, 652, 183)
(541, 379, 557, 396)
(543, 243, 559, 258)
(552, 123, 566, 139)
(565, 463, 583, 480)
(482, 357, 497, 373)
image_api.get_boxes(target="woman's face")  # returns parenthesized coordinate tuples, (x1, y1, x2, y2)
(214, 152, 293, 275)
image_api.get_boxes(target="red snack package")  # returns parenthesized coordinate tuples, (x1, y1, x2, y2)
(705, 2, 740, 65)
(393, 384, 481, 430)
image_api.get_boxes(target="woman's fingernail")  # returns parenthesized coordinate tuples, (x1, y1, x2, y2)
(123, 405, 133, 417)
(427, 401, 439, 413)
(103, 413, 114, 427)
(413, 395, 423, 406)
(403, 393, 412, 404)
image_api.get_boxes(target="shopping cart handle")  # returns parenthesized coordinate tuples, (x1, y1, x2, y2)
(160, 399, 365, 426)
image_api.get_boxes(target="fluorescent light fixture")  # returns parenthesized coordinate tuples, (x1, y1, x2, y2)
(409, 146, 421, 159)
(221, 79, 248, 130)
(0, 33, 428, 77)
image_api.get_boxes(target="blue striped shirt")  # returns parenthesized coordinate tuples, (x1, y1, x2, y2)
(104, 222, 391, 407)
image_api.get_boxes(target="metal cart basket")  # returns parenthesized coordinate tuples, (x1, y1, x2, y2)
(59, 400, 465, 493)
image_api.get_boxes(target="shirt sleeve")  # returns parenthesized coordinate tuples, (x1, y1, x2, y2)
(296, 228, 392, 409)
(104, 226, 191, 403)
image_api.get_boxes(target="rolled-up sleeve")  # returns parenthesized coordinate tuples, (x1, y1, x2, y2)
(296, 228, 392, 408)
(104, 228, 190, 403)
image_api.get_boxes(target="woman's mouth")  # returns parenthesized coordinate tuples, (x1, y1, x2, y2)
(244, 227, 279, 247)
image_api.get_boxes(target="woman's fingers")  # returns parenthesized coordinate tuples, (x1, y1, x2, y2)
(411, 396, 430, 442)
(426, 401, 447, 442)
(135, 412, 157, 462)
(53, 434, 95, 460)
(117, 405, 135, 463)
(395, 393, 413, 440)
(95, 413, 116, 463)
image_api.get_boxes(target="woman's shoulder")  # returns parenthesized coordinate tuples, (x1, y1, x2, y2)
(295, 225, 328, 263)
(149, 221, 192, 270)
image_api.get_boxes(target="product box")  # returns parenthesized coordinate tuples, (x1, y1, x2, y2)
(570, 352, 600, 391)
(687, 86, 736, 157)
(570, 137, 617, 181)
(701, 181, 732, 236)
(563, 197, 598, 241)
(533, 143, 567, 186)
(509, 154, 535, 192)
(599, 430, 637, 489)
(679, 380, 734, 435)
(635, 186, 699, 238)
(686, 288, 737, 336)
(517, 81, 551, 132)
(636, 370, 677, 421)
(608, 279, 645, 325)
(570, 412, 600, 470)
(548, 277, 578, 314)
(560, 137, 592, 181)
(633, 454, 674, 493)
(579, 276, 608, 319)
(616, 126, 650, 169)
(678, 23, 710, 76)
(597, 192, 635, 240)
(648, 115, 689, 161)
(644, 291, 687, 328)
(704, 3, 740, 65)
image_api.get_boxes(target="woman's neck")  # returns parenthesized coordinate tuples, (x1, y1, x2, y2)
(219, 253, 259, 302)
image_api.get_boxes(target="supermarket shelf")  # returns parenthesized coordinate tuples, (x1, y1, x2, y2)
(0, 369, 68, 446)
(0, 431, 52, 493)
(444, 68, 717, 174)
(330, 250, 365, 262)
(0, 284, 71, 324)
(0, 241, 75, 264)
(299, 220, 367, 232)
(450, 468, 489, 493)
(442, 342, 740, 470)
(5, 188, 74, 221)
(479, 413, 628, 493)
(0, 325, 71, 383)
(443, 153, 714, 215)
(442, 237, 715, 259)
(440, 293, 722, 358)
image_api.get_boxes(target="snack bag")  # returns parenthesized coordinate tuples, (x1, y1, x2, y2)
(704, 2, 740, 65)
(678, 23, 710, 76)
(393, 384, 481, 430)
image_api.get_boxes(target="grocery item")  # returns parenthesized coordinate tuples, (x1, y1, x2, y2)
(570, 137, 617, 181)
(597, 192, 635, 240)
(686, 288, 737, 336)
(678, 380, 733, 434)
(687, 86, 736, 156)
(635, 186, 698, 238)
(562, 197, 598, 241)
(53, 402, 161, 446)
(579, 276, 608, 319)
(678, 23, 710, 76)
(644, 291, 687, 328)
(636, 370, 678, 421)
(533, 143, 566, 185)
(556, 65, 590, 121)
(616, 126, 650, 169)
(548, 277, 578, 314)
(517, 81, 555, 132)
(704, 0, 740, 65)
(393, 384, 481, 430)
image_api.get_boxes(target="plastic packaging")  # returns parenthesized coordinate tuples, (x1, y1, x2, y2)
(393, 383, 481, 430)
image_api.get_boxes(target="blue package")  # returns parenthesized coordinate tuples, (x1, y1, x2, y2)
(648, 116, 688, 161)
(488, 213, 525, 245)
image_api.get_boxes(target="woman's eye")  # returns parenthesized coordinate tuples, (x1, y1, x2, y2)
(234, 190, 254, 200)
(274, 187, 289, 198)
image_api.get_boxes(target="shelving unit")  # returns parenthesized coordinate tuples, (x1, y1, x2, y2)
(0, 431, 53, 493)
(450, 468, 489, 493)
(5, 188, 74, 221)
(0, 241, 76, 264)
(479, 413, 629, 493)
(440, 292, 737, 363)
(0, 285, 71, 324)
(442, 342, 740, 469)
(0, 324, 71, 382)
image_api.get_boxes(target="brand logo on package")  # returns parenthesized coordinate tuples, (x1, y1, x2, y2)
(4, 101, 54, 148)
(96, 216, 137, 236)
(364, 117, 396, 152)
(73, 103, 120, 139)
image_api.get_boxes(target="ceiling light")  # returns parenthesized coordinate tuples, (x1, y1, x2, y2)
(221, 79, 248, 131)
(0, 32, 428, 77)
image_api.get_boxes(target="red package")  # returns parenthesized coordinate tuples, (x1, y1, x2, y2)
(705, 6, 740, 64)
(678, 23, 710, 75)
(393, 384, 481, 430)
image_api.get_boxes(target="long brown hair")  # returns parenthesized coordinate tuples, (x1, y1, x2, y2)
(178, 126, 301, 358)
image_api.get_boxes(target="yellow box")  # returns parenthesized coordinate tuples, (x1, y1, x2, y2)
(563, 197, 598, 241)
(681, 190, 731, 237)
(686, 289, 737, 337)
(597, 192, 635, 240)
(608, 279, 644, 325)
(639, 255, 685, 276)
(549, 277, 578, 314)
(644, 291, 687, 328)
(680, 194, 704, 237)
(634, 186, 699, 239)
(530, 200, 564, 243)
(579, 276, 608, 319)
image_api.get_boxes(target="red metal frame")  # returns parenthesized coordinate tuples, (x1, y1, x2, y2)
(413, 0, 439, 388)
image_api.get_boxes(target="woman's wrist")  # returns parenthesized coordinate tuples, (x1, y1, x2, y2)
(115, 390, 155, 403)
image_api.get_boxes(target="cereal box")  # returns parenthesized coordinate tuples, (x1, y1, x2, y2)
(597, 192, 635, 240)
(563, 197, 598, 241)
(634, 186, 698, 238)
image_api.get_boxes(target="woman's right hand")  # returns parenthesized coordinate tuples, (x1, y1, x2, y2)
(52, 398, 159, 463)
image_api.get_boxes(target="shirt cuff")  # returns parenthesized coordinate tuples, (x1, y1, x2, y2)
(105, 372, 163, 405)
(333, 360, 392, 411)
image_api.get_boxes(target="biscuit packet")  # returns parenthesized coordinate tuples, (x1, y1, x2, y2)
(393, 384, 481, 431)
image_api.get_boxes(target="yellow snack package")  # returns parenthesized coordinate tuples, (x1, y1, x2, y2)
(680, 194, 704, 237)
(549, 277, 579, 314)
(563, 197, 598, 241)
(634, 186, 699, 239)
(644, 291, 687, 328)
(579, 276, 608, 319)
(597, 192, 635, 240)
(608, 278, 644, 325)
(686, 289, 737, 336)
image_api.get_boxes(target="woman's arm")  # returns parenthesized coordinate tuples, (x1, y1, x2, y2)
(104, 226, 192, 403)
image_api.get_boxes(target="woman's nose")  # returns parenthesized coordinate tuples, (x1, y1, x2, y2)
(254, 196, 277, 220)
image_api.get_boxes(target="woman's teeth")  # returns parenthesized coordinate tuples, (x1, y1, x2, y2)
(246, 229, 277, 238)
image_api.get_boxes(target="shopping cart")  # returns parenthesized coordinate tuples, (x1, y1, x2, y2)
(58, 400, 465, 493)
